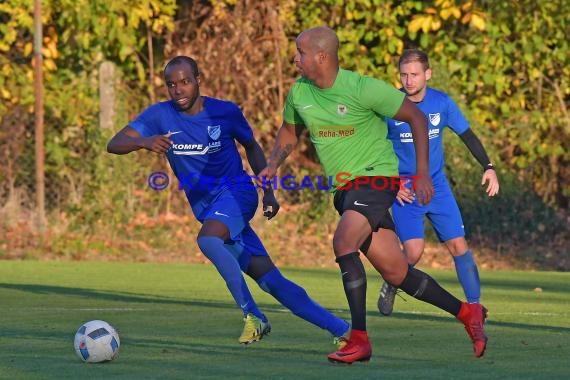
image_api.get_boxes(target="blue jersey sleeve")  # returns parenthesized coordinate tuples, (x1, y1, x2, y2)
(129, 103, 166, 137)
(228, 103, 254, 145)
(446, 96, 470, 135)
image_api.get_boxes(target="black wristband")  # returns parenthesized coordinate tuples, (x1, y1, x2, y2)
(484, 163, 495, 172)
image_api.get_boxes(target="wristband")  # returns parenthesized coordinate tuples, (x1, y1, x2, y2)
(484, 163, 495, 172)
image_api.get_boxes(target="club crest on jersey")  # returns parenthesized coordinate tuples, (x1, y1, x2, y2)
(429, 113, 441, 126)
(337, 104, 348, 116)
(208, 125, 221, 140)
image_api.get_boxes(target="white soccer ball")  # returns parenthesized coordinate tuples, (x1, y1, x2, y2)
(74, 320, 120, 363)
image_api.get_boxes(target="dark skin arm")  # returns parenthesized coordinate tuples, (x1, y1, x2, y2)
(257, 121, 304, 181)
(107, 126, 172, 155)
(392, 98, 434, 205)
(242, 138, 280, 220)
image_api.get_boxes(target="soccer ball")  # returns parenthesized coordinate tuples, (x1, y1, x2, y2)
(74, 320, 120, 363)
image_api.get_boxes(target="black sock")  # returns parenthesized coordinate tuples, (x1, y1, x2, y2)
(336, 252, 367, 331)
(398, 266, 462, 316)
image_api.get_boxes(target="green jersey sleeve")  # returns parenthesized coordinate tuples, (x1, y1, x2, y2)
(283, 86, 305, 126)
(360, 77, 406, 118)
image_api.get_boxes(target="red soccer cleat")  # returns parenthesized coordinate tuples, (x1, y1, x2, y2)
(327, 329, 372, 364)
(457, 302, 488, 358)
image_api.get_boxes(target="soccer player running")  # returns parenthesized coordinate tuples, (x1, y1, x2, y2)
(107, 56, 349, 347)
(258, 27, 488, 363)
(377, 49, 500, 317)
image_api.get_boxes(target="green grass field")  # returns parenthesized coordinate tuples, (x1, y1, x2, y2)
(1, 261, 568, 380)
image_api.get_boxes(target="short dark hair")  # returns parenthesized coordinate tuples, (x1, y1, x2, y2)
(399, 49, 430, 71)
(164, 56, 199, 78)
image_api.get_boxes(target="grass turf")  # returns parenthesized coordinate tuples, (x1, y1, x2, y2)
(0, 261, 568, 379)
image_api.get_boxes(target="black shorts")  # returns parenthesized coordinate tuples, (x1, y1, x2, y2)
(333, 178, 398, 253)
(333, 177, 398, 232)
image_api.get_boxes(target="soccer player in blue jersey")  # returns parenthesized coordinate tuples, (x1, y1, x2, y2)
(107, 55, 349, 346)
(377, 48, 500, 316)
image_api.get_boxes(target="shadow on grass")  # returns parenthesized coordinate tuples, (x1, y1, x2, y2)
(3, 282, 568, 336)
(374, 311, 570, 334)
(0, 283, 236, 311)
(0, 282, 328, 316)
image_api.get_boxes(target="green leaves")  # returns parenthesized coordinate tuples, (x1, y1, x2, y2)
(282, 0, 568, 210)
(0, 0, 567, 231)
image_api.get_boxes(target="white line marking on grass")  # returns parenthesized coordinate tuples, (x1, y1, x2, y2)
(77, 308, 149, 311)
(7, 307, 149, 312)
(497, 312, 566, 316)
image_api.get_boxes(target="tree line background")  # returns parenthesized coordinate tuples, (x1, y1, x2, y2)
(0, 0, 568, 270)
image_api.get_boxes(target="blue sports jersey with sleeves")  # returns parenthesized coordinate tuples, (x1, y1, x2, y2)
(129, 96, 256, 220)
(387, 87, 470, 184)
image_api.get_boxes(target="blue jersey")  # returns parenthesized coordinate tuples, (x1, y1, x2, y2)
(387, 87, 470, 184)
(129, 96, 255, 218)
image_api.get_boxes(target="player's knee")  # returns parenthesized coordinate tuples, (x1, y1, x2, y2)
(255, 268, 281, 293)
(445, 237, 468, 256)
(402, 243, 424, 265)
(332, 235, 359, 256)
(406, 250, 422, 265)
(383, 270, 406, 287)
(196, 236, 224, 257)
(257, 269, 305, 297)
(246, 256, 276, 281)
(257, 279, 271, 293)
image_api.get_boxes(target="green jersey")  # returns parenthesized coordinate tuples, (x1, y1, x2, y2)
(283, 68, 406, 190)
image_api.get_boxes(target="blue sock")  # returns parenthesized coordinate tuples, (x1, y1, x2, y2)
(257, 268, 349, 337)
(197, 236, 266, 321)
(453, 249, 481, 303)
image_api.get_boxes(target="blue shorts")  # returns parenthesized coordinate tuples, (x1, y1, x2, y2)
(195, 187, 257, 238)
(392, 179, 465, 243)
(197, 187, 269, 271)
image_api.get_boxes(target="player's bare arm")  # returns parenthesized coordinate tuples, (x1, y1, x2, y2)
(258, 122, 303, 181)
(107, 126, 172, 155)
(393, 98, 434, 205)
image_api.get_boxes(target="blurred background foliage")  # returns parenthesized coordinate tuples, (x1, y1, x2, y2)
(0, 0, 568, 269)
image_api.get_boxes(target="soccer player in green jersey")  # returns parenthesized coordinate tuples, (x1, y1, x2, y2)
(258, 26, 488, 363)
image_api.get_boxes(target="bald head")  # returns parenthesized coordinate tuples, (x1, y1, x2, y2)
(294, 26, 340, 88)
(298, 26, 339, 57)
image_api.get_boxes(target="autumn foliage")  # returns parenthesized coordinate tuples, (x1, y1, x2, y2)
(0, 0, 568, 269)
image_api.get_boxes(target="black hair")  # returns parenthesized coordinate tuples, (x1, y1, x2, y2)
(164, 56, 199, 78)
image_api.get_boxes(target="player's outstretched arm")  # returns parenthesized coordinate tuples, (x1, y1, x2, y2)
(458, 129, 500, 196)
(107, 126, 172, 155)
(393, 98, 434, 205)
